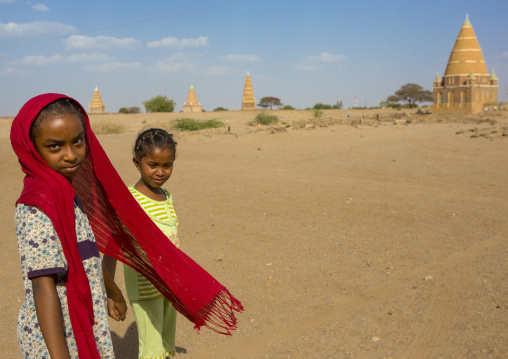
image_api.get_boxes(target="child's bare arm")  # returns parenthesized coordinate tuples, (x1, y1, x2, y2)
(32, 274, 71, 359)
(102, 255, 117, 278)
(101, 258, 127, 321)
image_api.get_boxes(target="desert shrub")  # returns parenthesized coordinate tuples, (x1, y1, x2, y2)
(119, 106, 140, 114)
(313, 103, 332, 110)
(92, 120, 127, 135)
(172, 118, 224, 131)
(213, 107, 228, 111)
(312, 108, 324, 121)
(253, 112, 279, 125)
(293, 119, 308, 128)
(380, 101, 402, 110)
(281, 105, 295, 110)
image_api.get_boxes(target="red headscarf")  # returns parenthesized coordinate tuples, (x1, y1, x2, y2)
(11, 93, 243, 358)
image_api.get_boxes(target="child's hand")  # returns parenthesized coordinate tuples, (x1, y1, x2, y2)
(107, 291, 127, 321)
(101, 258, 127, 321)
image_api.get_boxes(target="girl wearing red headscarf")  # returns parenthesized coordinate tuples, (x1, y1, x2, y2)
(11, 94, 242, 359)
(13, 97, 124, 358)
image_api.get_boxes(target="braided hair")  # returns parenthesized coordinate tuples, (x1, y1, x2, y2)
(133, 128, 177, 161)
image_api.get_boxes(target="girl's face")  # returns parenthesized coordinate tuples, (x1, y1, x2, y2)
(134, 146, 174, 192)
(33, 113, 86, 182)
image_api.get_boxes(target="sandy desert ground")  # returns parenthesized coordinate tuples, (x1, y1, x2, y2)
(1, 107, 507, 358)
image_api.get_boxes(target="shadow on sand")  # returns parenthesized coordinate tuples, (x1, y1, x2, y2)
(111, 322, 187, 358)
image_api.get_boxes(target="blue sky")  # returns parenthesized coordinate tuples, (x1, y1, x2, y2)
(0, 0, 507, 116)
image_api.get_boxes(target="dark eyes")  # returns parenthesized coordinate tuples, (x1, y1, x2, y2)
(148, 163, 173, 168)
(46, 137, 84, 150)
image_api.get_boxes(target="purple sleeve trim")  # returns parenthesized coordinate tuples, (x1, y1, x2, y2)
(28, 267, 67, 279)
(74, 195, 85, 213)
(78, 240, 100, 261)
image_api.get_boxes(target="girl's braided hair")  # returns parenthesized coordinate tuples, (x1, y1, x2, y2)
(133, 128, 177, 161)
(30, 98, 84, 144)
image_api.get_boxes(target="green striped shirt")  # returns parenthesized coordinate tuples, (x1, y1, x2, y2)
(124, 186, 179, 300)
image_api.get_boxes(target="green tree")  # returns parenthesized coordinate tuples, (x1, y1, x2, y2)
(379, 101, 401, 110)
(313, 103, 332, 110)
(331, 101, 343, 109)
(142, 95, 175, 113)
(258, 97, 283, 110)
(387, 83, 433, 108)
(281, 105, 295, 110)
(119, 106, 141, 114)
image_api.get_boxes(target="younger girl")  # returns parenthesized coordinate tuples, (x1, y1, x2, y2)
(127, 129, 179, 358)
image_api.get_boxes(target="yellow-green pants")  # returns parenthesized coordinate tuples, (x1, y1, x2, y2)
(131, 296, 177, 359)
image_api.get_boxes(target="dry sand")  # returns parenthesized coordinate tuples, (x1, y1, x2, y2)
(1, 108, 507, 358)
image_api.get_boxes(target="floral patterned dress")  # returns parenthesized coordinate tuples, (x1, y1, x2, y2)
(15, 198, 115, 358)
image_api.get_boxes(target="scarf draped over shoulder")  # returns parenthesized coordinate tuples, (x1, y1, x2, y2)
(10, 93, 243, 359)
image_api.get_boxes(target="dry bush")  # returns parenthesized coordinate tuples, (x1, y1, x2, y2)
(292, 119, 308, 129)
(172, 118, 224, 131)
(325, 118, 342, 126)
(91, 120, 127, 135)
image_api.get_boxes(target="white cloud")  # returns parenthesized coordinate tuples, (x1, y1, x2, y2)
(67, 53, 109, 63)
(1, 67, 26, 76)
(219, 54, 261, 62)
(295, 52, 346, 72)
(84, 62, 143, 73)
(32, 3, 49, 11)
(305, 52, 346, 63)
(153, 59, 195, 73)
(295, 63, 320, 72)
(150, 53, 236, 75)
(0, 21, 75, 38)
(147, 36, 208, 48)
(202, 65, 232, 76)
(180, 36, 208, 47)
(14, 53, 108, 66)
(19, 54, 64, 65)
(150, 52, 197, 73)
(500, 51, 508, 59)
(163, 52, 192, 61)
(64, 35, 140, 50)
